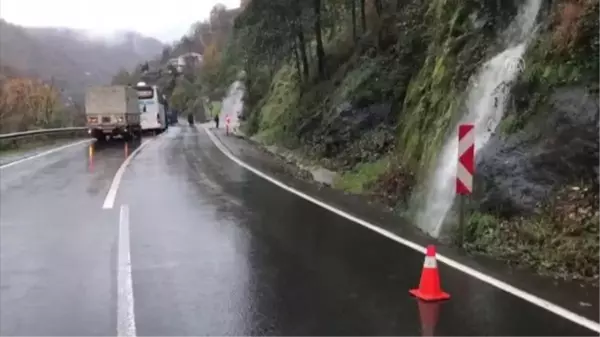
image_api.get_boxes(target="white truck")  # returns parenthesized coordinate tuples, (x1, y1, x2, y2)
(85, 85, 142, 141)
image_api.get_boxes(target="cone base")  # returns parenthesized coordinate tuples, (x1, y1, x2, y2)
(409, 288, 450, 301)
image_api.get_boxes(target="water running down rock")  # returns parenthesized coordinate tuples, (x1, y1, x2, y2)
(220, 80, 245, 133)
(416, 0, 543, 238)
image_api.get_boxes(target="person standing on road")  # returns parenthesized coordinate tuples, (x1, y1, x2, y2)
(214, 111, 220, 129)
(225, 115, 231, 134)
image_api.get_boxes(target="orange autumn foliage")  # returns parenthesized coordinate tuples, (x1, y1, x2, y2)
(0, 77, 64, 133)
(551, 0, 595, 53)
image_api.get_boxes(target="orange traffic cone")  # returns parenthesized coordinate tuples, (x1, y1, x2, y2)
(409, 245, 450, 301)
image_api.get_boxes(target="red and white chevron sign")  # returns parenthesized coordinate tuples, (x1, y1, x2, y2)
(457, 124, 475, 195)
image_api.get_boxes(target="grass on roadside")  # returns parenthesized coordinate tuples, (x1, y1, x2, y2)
(333, 157, 391, 193)
(462, 184, 599, 282)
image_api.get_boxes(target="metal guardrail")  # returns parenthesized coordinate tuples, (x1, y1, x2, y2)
(0, 127, 87, 140)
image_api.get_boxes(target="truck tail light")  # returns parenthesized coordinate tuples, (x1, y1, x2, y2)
(87, 116, 98, 123)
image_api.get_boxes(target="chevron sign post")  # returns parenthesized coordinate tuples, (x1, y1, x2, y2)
(456, 124, 474, 247)
(457, 124, 475, 194)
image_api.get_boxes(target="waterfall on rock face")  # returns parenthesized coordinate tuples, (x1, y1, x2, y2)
(220, 80, 245, 130)
(416, 0, 543, 238)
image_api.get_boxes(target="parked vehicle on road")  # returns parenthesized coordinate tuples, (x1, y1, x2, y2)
(134, 82, 168, 134)
(85, 85, 141, 142)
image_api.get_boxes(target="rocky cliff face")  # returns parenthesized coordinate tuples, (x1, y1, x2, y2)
(478, 87, 598, 216)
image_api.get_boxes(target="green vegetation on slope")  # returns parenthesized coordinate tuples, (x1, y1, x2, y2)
(150, 0, 599, 282)
(199, 0, 600, 281)
(229, 0, 510, 173)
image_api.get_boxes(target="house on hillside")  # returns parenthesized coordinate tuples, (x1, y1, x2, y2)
(168, 52, 203, 72)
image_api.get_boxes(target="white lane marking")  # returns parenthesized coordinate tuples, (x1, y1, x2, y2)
(202, 125, 600, 333)
(102, 140, 152, 209)
(0, 139, 92, 170)
(118, 204, 136, 337)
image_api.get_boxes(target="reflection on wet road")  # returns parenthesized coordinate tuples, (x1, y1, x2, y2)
(0, 125, 597, 336)
(0, 137, 145, 335)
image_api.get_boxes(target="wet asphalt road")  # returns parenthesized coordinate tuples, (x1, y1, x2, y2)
(0, 125, 597, 336)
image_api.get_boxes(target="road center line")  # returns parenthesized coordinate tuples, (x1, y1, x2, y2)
(202, 124, 600, 334)
(0, 139, 92, 170)
(102, 140, 152, 209)
(118, 204, 136, 337)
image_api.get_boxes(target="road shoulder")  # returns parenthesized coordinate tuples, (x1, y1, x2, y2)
(203, 123, 599, 327)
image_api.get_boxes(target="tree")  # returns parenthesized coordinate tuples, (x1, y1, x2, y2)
(111, 69, 131, 85)
(0, 77, 67, 132)
(169, 83, 189, 113)
(314, 0, 326, 78)
(181, 36, 193, 53)
(161, 46, 172, 63)
(350, 0, 357, 40)
(360, 0, 366, 32)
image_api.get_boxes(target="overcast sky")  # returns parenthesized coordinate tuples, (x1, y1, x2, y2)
(0, 0, 240, 42)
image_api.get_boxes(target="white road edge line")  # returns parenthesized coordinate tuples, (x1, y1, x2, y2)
(102, 140, 152, 209)
(202, 124, 600, 334)
(118, 204, 136, 337)
(0, 139, 92, 170)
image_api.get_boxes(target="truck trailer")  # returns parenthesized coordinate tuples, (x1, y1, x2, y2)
(85, 85, 142, 141)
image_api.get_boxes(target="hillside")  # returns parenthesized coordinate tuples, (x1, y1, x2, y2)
(193, 0, 599, 282)
(0, 19, 165, 101)
(110, 4, 242, 115)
